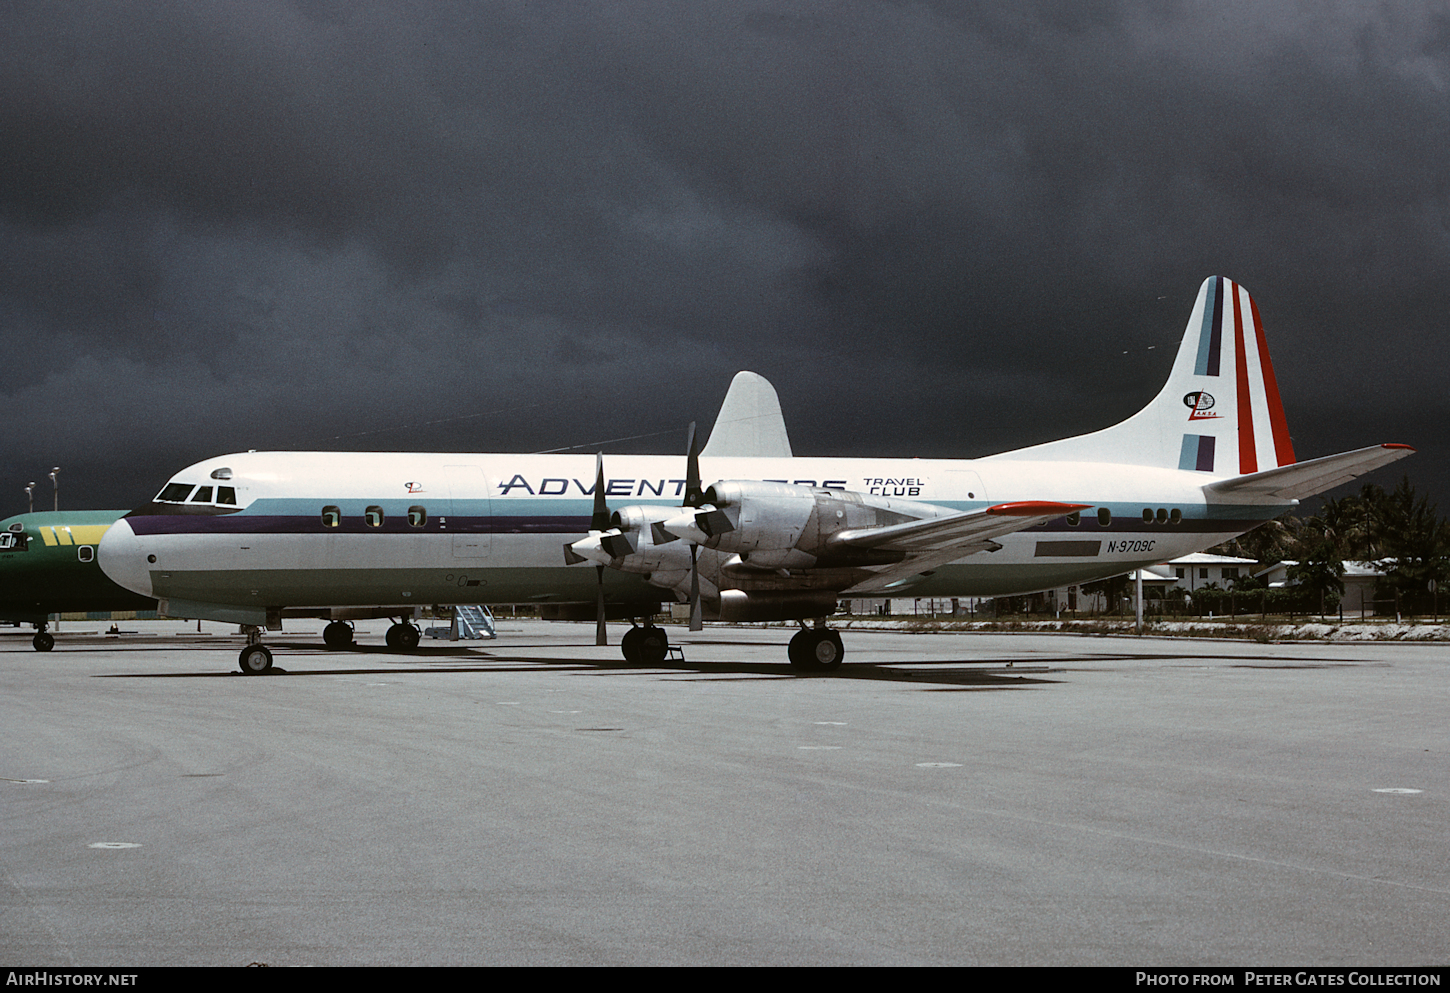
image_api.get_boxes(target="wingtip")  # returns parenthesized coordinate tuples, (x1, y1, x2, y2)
(1381, 443, 1416, 451)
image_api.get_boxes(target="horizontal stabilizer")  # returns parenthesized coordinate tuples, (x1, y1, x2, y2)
(1203, 444, 1414, 502)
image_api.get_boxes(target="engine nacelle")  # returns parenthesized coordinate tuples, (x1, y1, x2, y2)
(693, 480, 908, 568)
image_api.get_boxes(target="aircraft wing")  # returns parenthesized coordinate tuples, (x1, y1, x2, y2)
(832, 501, 1089, 595)
(1203, 444, 1414, 502)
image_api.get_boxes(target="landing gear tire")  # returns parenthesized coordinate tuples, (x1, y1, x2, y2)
(620, 625, 669, 664)
(788, 629, 844, 673)
(385, 622, 421, 652)
(239, 644, 274, 674)
(33, 631, 54, 652)
(621, 626, 644, 663)
(322, 621, 355, 649)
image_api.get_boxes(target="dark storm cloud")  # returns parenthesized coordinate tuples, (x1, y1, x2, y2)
(0, 1, 1446, 511)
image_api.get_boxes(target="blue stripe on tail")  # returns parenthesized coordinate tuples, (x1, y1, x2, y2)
(1194, 276, 1222, 377)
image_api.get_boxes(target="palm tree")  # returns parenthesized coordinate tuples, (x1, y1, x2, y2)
(1375, 477, 1450, 618)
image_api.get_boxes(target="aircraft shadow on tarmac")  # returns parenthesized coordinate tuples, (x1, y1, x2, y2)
(76, 638, 1059, 688)
(69, 637, 1383, 686)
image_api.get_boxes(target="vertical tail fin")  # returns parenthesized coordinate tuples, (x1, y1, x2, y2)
(998, 277, 1296, 473)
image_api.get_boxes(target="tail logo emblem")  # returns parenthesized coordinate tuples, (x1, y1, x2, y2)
(1183, 391, 1219, 421)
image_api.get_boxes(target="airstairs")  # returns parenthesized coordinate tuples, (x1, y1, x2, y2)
(424, 605, 497, 640)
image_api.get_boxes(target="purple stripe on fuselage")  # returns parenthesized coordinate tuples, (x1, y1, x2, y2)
(124, 514, 593, 536)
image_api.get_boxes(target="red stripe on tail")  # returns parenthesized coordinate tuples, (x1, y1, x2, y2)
(1232, 284, 1258, 474)
(1249, 295, 1295, 466)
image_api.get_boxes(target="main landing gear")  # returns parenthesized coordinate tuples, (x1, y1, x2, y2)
(32, 623, 54, 652)
(238, 626, 274, 675)
(620, 623, 670, 664)
(384, 621, 421, 651)
(788, 623, 845, 673)
(322, 620, 355, 649)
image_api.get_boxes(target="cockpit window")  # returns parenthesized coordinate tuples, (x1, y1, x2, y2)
(157, 483, 195, 503)
(191, 487, 214, 503)
(217, 487, 236, 505)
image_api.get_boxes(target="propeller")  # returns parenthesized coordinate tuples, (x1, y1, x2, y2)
(685, 423, 703, 631)
(646, 425, 709, 630)
(643, 423, 712, 631)
(560, 453, 613, 646)
(591, 453, 609, 646)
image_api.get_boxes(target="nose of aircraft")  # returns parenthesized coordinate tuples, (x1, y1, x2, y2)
(99, 518, 153, 598)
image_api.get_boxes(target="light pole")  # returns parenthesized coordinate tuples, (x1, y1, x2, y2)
(25, 482, 35, 514)
(49, 467, 59, 512)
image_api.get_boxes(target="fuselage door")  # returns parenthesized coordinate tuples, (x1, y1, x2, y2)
(444, 465, 491, 558)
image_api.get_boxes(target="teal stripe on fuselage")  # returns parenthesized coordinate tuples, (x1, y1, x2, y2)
(233, 497, 1281, 528)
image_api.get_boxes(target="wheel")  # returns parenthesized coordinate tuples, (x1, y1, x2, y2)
(620, 626, 644, 663)
(788, 629, 844, 672)
(322, 621, 354, 649)
(813, 630, 844, 671)
(238, 644, 273, 674)
(386, 623, 420, 652)
(637, 626, 668, 664)
(33, 631, 54, 652)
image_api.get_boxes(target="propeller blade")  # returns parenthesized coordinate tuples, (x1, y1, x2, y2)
(598, 530, 637, 559)
(589, 452, 610, 532)
(685, 421, 704, 508)
(593, 452, 609, 645)
(689, 544, 703, 631)
(595, 564, 607, 646)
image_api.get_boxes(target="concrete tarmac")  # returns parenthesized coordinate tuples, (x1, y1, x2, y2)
(1, 619, 1446, 966)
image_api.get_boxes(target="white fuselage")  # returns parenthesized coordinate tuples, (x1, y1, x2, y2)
(98, 450, 1286, 625)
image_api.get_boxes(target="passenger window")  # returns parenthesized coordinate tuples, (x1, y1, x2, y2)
(321, 506, 341, 528)
(0, 534, 12, 550)
(217, 487, 236, 506)
(1170, 508, 1182, 524)
(191, 487, 214, 503)
(157, 483, 195, 503)
(1155, 508, 1168, 524)
(365, 506, 385, 527)
(1142, 508, 1154, 523)
(1098, 508, 1112, 527)
(1066, 512, 1080, 527)
(408, 506, 426, 527)
(78, 546, 94, 563)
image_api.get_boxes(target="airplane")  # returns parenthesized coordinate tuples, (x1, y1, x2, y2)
(97, 277, 1412, 675)
(0, 510, 157, 650)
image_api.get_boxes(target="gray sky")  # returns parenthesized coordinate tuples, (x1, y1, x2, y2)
(3, 0, 1446, 514)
